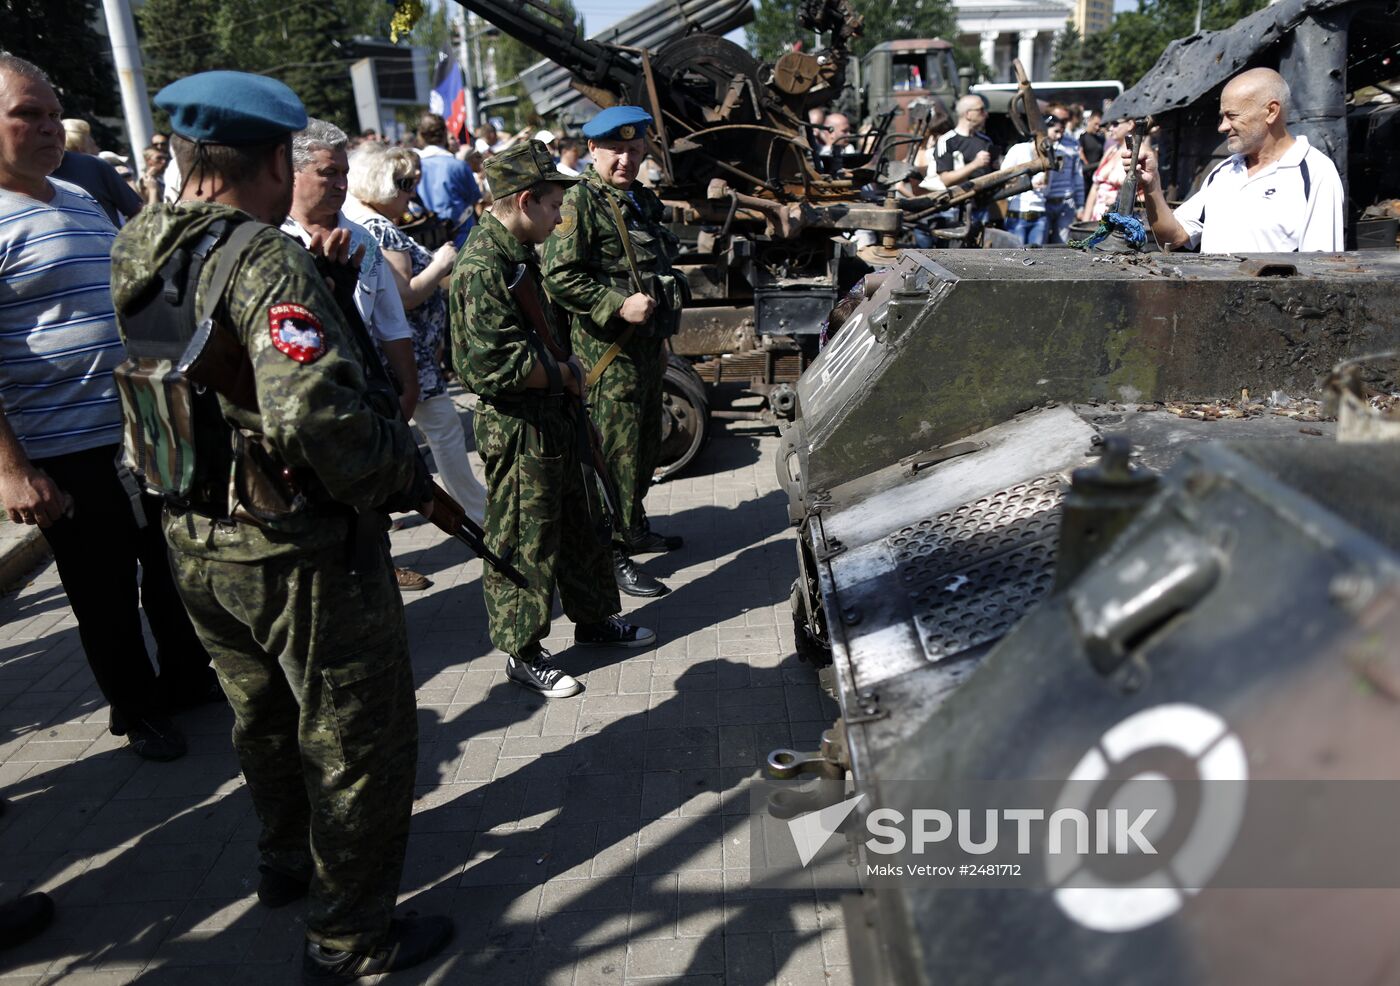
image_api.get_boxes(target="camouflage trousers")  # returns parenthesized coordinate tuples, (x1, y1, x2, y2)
(474, 399, 620, 656)
(169, 535, 416, 952)
(588, 333, 665, 535)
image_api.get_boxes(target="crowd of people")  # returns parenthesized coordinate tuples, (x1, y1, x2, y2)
(808, 94, 1116, 246)
(0, 49, 688, 980)
(808, 76, 1341, 253)
(0, 40, 1349, 978)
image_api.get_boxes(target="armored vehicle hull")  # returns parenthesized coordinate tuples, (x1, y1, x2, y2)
(776, 247, 1400, 982)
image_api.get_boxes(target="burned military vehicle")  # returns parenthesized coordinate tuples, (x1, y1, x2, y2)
(774, 250, 1400, 986)
(769, 0, 1400, 980)
(454, 0, 1054, 476)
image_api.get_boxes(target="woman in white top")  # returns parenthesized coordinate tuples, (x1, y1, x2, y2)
(346, 143, 489, 527)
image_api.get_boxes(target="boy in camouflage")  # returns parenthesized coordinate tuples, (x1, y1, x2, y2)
(450, 140, 656, 698)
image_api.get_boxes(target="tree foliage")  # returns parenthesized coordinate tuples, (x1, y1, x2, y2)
(0, 0, 121, 146)
(748, 0, 956, 61)
(748, 0, 815, 62)
(136, 0, 401, 133)
(1052, 24, 1107, 81)
(405, 1, 454, 63)
(478, 0, 580, 132)
(1054, 0, 1268, 88)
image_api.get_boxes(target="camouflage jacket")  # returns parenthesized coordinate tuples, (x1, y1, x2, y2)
(541, 167, 685, 344)
(110, 202, 419, 559)
(449, 211, 567, 401)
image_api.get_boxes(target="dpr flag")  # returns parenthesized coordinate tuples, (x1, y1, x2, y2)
(429, 55, 467, 141)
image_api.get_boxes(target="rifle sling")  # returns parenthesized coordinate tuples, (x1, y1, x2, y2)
(585, 326, 634, 388)
(197, 221, 263, 327)
(509, 264, 565, 398)
(605, 195, 648, 297)
(586, 193, 652, 388)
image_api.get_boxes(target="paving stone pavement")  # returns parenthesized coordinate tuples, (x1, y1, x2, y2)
(0, 414, 851, 985)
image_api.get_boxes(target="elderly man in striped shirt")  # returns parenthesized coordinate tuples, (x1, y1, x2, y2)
(0, 53, 215, 761)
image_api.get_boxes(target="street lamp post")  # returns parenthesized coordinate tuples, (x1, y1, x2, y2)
(100, 0, 154, 153)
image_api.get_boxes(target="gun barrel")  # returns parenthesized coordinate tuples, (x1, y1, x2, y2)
(455, 0, 632, 93)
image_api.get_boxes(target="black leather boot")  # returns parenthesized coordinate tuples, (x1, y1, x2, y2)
(613, 551, 670, 597)
(619, 525, 683, 554)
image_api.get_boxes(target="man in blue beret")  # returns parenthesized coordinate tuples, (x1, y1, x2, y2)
(107, 70, 452, 981)
(542, 105, 687, 598)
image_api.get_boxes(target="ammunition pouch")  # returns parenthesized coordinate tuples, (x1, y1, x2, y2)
(647, 271, 684, 339)
(230, 429, 314, 526)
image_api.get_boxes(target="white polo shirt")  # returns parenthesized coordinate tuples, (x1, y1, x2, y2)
(1174, 135, 1343, 253)
(280, 213, 413, 344)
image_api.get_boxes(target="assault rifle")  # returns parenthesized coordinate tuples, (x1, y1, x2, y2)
(507, 262, 625, 547)
(318, 257, 528, 588)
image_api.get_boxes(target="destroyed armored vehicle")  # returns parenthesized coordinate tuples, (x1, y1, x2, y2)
(774, 245, 1400, 983)
(455, 0, 1055, 476)
(771, 0, 1400, 971)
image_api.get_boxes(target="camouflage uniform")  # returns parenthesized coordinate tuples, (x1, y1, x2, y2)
(542, 167, 684, 536)
(110, 202, 421, 953)
(450, 210, 620, 657)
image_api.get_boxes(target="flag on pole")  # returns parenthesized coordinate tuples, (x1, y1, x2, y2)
(429, 55, 468, 141)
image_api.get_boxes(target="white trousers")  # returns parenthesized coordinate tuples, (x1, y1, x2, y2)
(411, 392, 487, 526)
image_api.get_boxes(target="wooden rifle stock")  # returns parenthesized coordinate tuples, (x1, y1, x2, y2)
(507, 264, 626, 541)
(429, 483, 528, 588)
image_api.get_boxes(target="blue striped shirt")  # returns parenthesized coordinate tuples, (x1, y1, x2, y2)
(0, 179, 124, 460)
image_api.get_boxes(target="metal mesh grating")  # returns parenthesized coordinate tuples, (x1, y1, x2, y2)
(888, 475, 1065, 662)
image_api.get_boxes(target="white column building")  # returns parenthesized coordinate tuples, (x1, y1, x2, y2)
(957, 0, 1076, 82)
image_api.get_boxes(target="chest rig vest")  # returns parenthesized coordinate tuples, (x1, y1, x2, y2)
(114, 219, 308, 525)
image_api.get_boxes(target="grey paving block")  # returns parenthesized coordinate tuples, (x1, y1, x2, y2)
(724, 931, 778, 986)
(0, 422, 851, 983)
(542, 874, 634, 913)
(627, 872, 678, 941)
(626, 936, 724, 978)
(821, 925, 853, 967)
(573, 942, 628, 986)
(449, 884, 542, 950)
(676, 868, 725, 939)
(538, 906, 631, 949)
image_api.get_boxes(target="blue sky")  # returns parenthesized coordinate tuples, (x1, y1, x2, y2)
(573, 1, 650, 33)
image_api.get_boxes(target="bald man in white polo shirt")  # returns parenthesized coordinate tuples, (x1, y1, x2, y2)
(1129, 67, 1344, 253)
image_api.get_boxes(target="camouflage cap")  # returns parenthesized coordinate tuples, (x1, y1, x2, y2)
(484, 140, 580, 199)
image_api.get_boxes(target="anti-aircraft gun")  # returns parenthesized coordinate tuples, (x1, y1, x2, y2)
(453, 0, 1055, 476)
(767, 0, 1400, 979)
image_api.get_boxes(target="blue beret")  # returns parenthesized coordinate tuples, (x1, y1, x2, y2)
(582, 105, 653, 141)
(155, 71, 307, 144)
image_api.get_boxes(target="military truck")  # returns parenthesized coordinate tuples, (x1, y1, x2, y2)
(772, 0, 1400, 979)
(856, 39, 962, 136)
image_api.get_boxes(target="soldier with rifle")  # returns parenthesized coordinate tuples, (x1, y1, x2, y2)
(542, 106, 686, 599)
(450, 139, 655, 700)
(107, 71, 456, 982)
